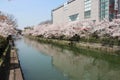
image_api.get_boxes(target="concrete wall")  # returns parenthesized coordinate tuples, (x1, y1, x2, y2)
(64, 0, 84, 23)
(52, 0, 83, 24)
(118, 0, 120, 14)
(87, 0, 100, 23)
(52, 6, 64, 24)
(52, 0, 100, 24)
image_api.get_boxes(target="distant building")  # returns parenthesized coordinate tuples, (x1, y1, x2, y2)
(24, 27, 33, 32)
(118, 0, 120, 18)
(52, 0, 120, 24)
(119, 0, 120, 12)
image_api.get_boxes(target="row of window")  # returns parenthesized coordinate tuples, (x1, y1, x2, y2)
(100, 0, 109, 20)
(69, 10, 110, 21)
(84, 10, 91, 18)
(84, 0, 91, 18)
(85, 4, 91, 9)
(69, 0, 92, 21)
(69, 0, 114, 21)
(85, 1, 91, 5)
(101, 0, 109, 2)
(65, 0, 104, 20)
(84, 0, 91, 2)
(69, 14, 79, 21)
(68, 11, 91, 22)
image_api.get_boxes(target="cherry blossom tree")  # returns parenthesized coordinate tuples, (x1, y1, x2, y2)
(0, 11, 17, 37)
(24, 19, 120, 39)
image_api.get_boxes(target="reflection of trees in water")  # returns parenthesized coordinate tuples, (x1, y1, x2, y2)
(24, 38, 63, 56)
(53, 55, 120, 80)
(24, 38, 120, 80)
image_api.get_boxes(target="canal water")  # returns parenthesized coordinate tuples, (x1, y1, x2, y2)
(15, 38, 120, 80)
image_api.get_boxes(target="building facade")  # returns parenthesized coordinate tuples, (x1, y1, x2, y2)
(119, 0, 120, 14)
(52, 0, 120, 24)
(118, 0, 120, 18)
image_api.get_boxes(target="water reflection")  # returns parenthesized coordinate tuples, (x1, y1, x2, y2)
(24, 38, 120, 80)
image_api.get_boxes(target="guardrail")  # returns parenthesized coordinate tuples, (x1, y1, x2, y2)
(0, 45, 10, 67)
(0, 44, 11, 80)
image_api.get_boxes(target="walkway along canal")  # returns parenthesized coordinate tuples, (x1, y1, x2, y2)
(15, 38, 120, 80)
(0, 35, 24, 80)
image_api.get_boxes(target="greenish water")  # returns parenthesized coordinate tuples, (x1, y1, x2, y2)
(15, 38, 120, 80)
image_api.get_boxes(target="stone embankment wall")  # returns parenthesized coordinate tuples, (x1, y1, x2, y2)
(28, 36, 120, 55)
(0, 38, 24, 80)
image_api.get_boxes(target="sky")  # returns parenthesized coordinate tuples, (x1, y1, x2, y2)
(0, 0, 67, 29)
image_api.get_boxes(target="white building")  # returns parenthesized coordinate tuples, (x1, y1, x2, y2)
(52, 0, 120, 24)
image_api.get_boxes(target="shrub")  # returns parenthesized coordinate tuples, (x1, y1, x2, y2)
(37, 35, 44, 38)
(69, 34, 80, 42)
(117, 40, 120, 46)
(0, 35, 7, 56)
(59, 35, 65, 40)
(115, 50, 120, 55)
(101, 38, 110, 46)
(109, 39, 114, 47)
(91, 32, 99, 39)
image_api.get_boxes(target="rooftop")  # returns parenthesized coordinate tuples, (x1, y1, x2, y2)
(52, 0, 76, 12)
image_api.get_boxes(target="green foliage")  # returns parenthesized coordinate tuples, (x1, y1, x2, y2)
(59, 35, 66, 40)
(68, 34, 80, 46)
(117, 40, 120, 46)
(80, 33, 119, 48)
(28, 36, 120, 65)
(51, 35, 56, 39)
(37, 35, 44, 38)
(0, 35, 6, 45)
(69, 34, 80, 42)
(91, 32, 99, 39)
(80, 37, 88, 42)
(0, 35, 7, 56)
(101, 37, 114, 47)
(101, 38, 110, 46)
(109, 39, 114, 47)
(115, 50, 120, 55)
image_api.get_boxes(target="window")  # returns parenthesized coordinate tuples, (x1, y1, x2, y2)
(85, 10, 91, 18)
(69, 14, 79, 21)
(100, 0, 109, 20)
(84, 0, 91, 18)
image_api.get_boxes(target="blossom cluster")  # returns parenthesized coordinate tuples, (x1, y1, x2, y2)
(23, 19, 120, 39)
(0, 12, 17, 37)
(0, 22, 16, 37)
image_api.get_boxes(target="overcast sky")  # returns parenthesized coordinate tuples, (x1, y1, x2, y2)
(0, 0, 66, 29)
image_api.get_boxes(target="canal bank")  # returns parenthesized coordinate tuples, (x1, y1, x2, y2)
(9, 47, 24, 80)
(0, 45, 10, 80)
(26, 36, 120, 55)
(25, 36, 120, 64)
(17, 37, 120, 80)
(0, 39, 24, 80)
(15, 38, 69, 80)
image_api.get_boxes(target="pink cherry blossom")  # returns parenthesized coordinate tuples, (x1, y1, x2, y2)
(24, 19, 120, 39)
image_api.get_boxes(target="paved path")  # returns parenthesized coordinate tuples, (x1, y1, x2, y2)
(9, 48, 23, 80)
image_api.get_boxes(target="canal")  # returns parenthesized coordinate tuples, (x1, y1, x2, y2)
(15, 38, 120, 80)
